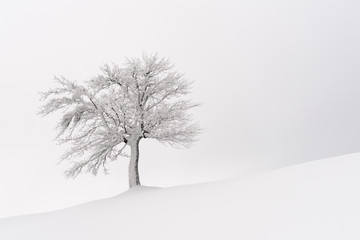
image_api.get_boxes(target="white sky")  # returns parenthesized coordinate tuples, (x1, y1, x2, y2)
(0, 0, 359, 217)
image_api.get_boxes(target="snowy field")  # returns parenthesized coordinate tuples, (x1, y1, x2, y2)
(1, 153, 359, 240)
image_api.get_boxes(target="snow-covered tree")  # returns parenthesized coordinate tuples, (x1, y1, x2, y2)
(39, 54, 200, 188)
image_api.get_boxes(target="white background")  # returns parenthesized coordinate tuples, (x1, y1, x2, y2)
(0, 0, 359, 217)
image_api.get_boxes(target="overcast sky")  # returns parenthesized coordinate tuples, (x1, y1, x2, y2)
(1, 0, 359, 217)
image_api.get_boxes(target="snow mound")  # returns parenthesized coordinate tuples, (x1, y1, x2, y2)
(1, 153, 360, 240)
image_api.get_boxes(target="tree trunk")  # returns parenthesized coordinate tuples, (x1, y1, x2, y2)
(128, 137, 141, 188)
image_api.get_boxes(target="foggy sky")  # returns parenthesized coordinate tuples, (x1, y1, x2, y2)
(0, 0, 359, 217)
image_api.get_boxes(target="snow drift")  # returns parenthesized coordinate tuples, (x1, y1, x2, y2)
(1, 153, 360, 240)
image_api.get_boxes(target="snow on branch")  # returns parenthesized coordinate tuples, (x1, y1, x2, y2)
(40, 54, 200, 178)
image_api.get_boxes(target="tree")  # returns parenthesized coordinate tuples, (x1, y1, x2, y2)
(39, 54, 200, 188)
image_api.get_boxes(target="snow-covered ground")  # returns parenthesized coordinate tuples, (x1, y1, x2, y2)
(1, 153, 360, 240)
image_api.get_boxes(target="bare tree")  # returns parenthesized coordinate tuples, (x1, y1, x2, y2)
(39, 54, 200, 188)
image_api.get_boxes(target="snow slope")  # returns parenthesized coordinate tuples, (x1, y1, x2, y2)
(1, 153, 360, 240)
